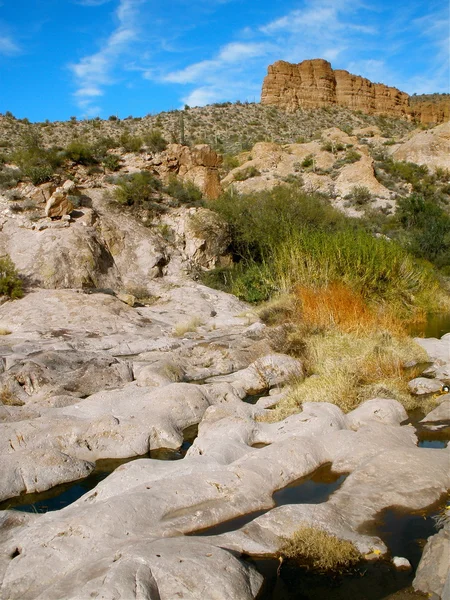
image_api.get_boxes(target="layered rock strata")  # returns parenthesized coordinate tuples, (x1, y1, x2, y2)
(261, 59, 449, 124)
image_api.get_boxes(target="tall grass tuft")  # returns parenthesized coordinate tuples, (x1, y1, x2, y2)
(271, 229, 439, 319)
(278, 525, 362, 572)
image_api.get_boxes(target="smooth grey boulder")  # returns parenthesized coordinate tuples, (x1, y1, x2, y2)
(2, 538, 263, 600)
(421, 399, 450, 423)
(408, 377, 444, 395)
(345, 397, 408, 429)
(206, 353, 303, 395)
(414, 526, 450, 599)
(0, 350, 133, 405)
(416, 336, 450, 366)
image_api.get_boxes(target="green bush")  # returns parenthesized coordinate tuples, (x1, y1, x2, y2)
(165, 176, 203, 205)
(22, 164, 54, 185)
(345, 185, 372, 206)
(0, 255, 23, 299)
(144, 129, 168, 153)
(65, 141, 97, 165)
(396, 193, 450, 271)
(119, 133, 143, 153)
(207, 184, 441, 316)
(301, 154, 314, 168)
(233, 166, 260, 181)
(102, 154, 122, 172)
(0, 167, 22, 190)
(112, 171, 161, 206)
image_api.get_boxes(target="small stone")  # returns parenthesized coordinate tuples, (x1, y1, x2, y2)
(117, 293, 136, 307)
(408, 377, 444, 395)
(393, 556, 412, 570)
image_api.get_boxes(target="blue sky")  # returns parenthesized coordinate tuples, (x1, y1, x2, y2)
(0, 0, 448, 122)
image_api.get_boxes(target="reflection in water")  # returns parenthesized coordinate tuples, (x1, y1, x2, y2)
(1, 424, 199, 514)
(0, 456, 144, 513)
(193, 463, 346, 537)
(408, 313, 450, 339)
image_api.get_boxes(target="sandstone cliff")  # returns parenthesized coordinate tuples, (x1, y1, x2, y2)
(261, 59, 449, 124)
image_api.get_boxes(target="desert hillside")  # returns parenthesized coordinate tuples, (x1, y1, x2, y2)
(0, 87, 449, 600)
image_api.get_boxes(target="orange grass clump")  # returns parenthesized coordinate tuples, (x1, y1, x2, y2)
(295, 283, 406, 335)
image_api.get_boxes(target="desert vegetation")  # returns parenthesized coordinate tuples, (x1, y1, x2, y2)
(278, 525, 362, 572)
(0, 255, 23, 299)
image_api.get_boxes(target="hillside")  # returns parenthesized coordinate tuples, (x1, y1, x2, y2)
(0, 102, 416, 157)
(0, 96, 450, 600)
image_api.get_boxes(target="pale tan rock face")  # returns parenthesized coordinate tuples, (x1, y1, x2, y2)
(153, 143, 222, 199)
(334, 154, 391, 199)
(261, 59, 448, 124)
(391, 121, 450, 171)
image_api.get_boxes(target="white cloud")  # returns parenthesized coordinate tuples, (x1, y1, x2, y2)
(159, 0, 378, 107)
(69, 0, 142, 113)
(0, 34, 20, 56)
(76, 0, 114, 5)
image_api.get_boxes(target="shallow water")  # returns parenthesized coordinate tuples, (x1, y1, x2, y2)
(253, 498, 447, 600)
(1, 424, 199, 513)
(0, 455, 144, 513)
(193, 463, 347, 537)
(409, 313, 450, 338)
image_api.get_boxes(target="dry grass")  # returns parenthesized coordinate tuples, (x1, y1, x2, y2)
(258, 329, 429, 421)
(278, 525, 361, 572)
(0, 388, 22, 406)
(173, 316, 203, 337)
(294, 283, 407, 336)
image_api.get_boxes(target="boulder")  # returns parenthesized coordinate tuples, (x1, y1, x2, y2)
(158, 207, 231, 270)
(414, 526, 450, 598)
(44, 180, 80, 218)
(153, 144, 222, 199)
(408, 377, 445, 395)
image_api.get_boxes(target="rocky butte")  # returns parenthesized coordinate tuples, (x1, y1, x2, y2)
(261, 58, 449, 124)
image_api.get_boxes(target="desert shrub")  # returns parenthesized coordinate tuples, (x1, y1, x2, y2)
(0, 167, 22, 190)
(65, 140, 97, 165)
(210, 185, 347, 264)
(112, 171, 162, 206)
(301, 154, 314, 168)
(345, 185, 372, 206)
(22, 164, 54, 185)
(221, 153, 240, 173)
(233, 166, 261, 181)
(322, 140, 346, 153)
(278, 526, 361, 572)
(119, 133, 143, 153)
(340, 148, 361, 164)
(396, 194, 450, 271)
(0, 255, 23, 299)
(144, 129, 168, 153)
(164, 176, 203, 205)
(102, 154, 122, 172)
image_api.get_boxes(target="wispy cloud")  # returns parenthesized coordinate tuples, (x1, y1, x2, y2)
(0, 34, 20, 56)
(76, 0, 114, 5)
(159, 0, 377, 107)
(69, 0, 142, 114)
(158, 39, 272, 106)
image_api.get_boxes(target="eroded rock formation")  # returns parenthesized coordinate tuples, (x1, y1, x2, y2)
(261, 59, 449, 124)
(152, 143, 222, 199)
